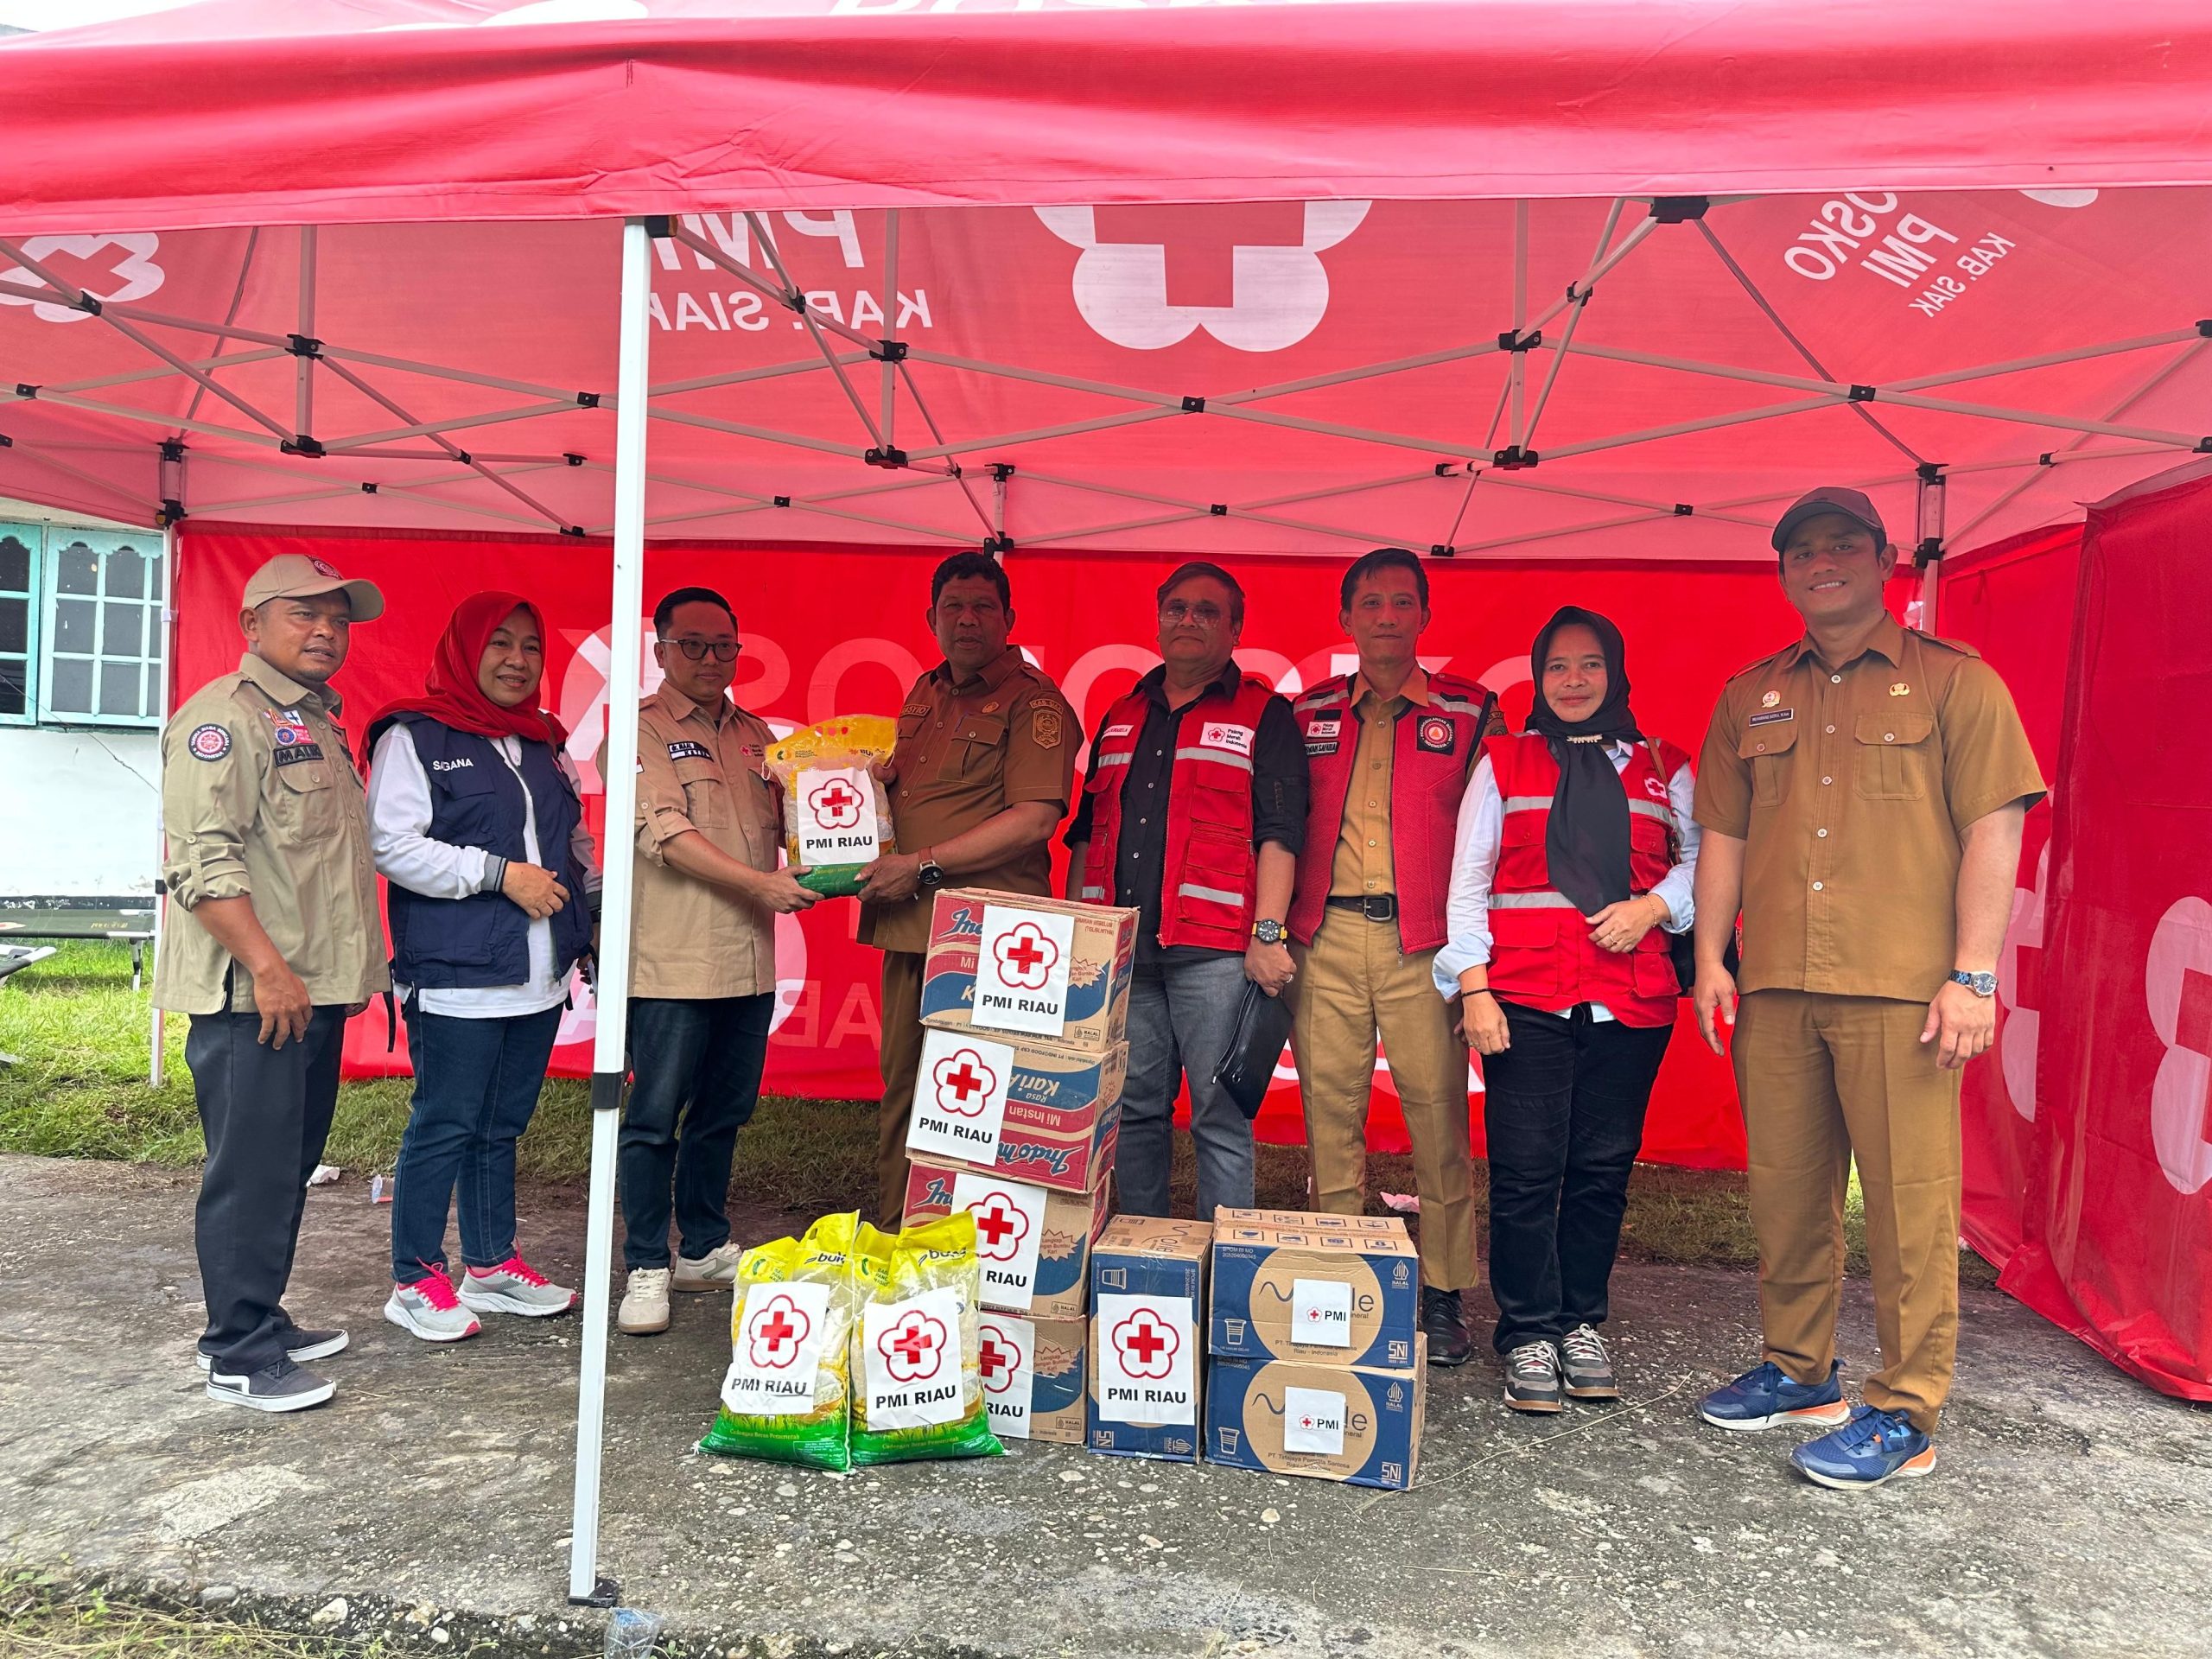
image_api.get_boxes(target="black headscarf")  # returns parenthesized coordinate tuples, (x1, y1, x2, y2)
(1524, 606, 1643, 916)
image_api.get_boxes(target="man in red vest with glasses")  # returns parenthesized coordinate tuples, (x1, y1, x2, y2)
(1286, 548, 1501, 1366)
(1065, 562, 1308, 1220)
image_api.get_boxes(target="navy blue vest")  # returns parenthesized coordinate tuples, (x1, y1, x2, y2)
(385, 714, 591, 991)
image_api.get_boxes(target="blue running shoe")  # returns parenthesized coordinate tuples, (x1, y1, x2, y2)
(1789, 1405, 1936, 1490)
(1696, 1359, 1852, 1433)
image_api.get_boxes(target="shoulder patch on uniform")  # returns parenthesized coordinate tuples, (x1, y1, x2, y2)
(667, 740, 713, 762)
(1030, 705, 1063, 749)
(187, 722, 232, 760)
(1027, 693, 1061, 710)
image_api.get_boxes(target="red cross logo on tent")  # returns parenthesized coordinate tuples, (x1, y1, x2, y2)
(2145, 894, 2212, 1195)
(993, 921, 1060, 991)
(1111, 1308, 1180, 1379)
(964, 1190, 1032, 1262)
(0, 232, 166, 326)
(806, 775, 866, 830)
(877, 1308, 948, 1383)
(977, 1326, 1018, 1395)
(931, 1047, 998, 1118)
(745, 1292, 811, 1370)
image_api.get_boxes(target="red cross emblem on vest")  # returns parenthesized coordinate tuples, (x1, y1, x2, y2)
(930, 1047, 998, 1118)
(1111, 1307, 1179, 1379)
(877, 1308, 947, 1383)
(806, 775, 866, 830)
(992, 921, 1060, 991)
(965, 1190, 1032, 1262)
(745, 1293, 810, 1370)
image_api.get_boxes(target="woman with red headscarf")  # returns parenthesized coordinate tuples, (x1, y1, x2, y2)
(365, 592, 600, 1343)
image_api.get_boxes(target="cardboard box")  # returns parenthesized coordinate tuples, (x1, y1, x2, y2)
(1086, 1216, 1213, 1462)
(978, 1313, 1086, 1445)
(1211, 1218, 1421, 1370)
(1203, 1341, 1427, 1491)
(920, 889, 1139, 1055)
(902, 1155, 1113, 1319)
(905, 1027, 1125, 1196)
(1215, 1208, 1413, 1239)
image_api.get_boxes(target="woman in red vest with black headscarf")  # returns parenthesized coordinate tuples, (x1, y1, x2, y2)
(1434, 606, 1699, 1414)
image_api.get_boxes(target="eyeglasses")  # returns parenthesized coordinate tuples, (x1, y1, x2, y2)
(662, 638, 741, 662)
(1159, 600, 1229, 628)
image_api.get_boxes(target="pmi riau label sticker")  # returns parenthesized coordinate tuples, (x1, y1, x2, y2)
(721, 1280, 833, 1417)
(908, 1027, 1015, 1165)
(861, 1285, 964, 1431)
(951, 1169, 1048, 1313)
(1281, 1384, 1348, 1456)
(795, 766, 880, 866)
(1290, 1276, 1353, 1348)
(974, 903, 1076, 1038)
(977, 1313, 1035, 1440)
(1095, 1293, 1195, 1427)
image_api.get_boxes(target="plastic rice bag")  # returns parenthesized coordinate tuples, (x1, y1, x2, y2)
(765, 715, 898, 898)
(699, 1211, 861, 1470)
(849, 1214, 1003, 1467)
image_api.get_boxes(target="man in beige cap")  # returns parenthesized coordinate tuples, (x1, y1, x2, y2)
(155, 553, 390, 1413)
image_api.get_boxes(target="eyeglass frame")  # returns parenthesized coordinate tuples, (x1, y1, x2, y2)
(658, 636, 742, 663)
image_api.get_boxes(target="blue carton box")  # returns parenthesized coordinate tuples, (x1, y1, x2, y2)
(1204, 1343, 1427, 1491)
(1210, 1217, 1421, 1370)
(1086, 1216, 1212, 1462)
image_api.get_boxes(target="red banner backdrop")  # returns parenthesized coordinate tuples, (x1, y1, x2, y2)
(1935, 523, 2084, 1269)
(1998, 467, 2212, 1400)
(172, 525, 1808, 1166)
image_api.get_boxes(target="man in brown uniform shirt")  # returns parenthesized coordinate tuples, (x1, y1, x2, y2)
(609, 587, 818, 1337)
(857, 552, 1076, 1225)
(155, 553, 390, 1414)
(1690, 486, 2043, 1490)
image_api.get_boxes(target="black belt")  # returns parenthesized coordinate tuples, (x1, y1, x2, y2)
(1326, 893, 1398, 922)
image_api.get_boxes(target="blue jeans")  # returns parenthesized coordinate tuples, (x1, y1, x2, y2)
(620, 994, 773, 1269)
(391, 1002, 564, 1284)
(1117, 953, 1256, 1223)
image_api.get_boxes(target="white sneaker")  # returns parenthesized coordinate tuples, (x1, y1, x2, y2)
(458, 1254, 578, 1319)
(617, 1268, 672, 1336)
(671, 1242, 743, 1292)
(384, 1273, 483, 1343)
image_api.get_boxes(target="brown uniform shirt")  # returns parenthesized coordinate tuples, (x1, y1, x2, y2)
(1328, 671, 1423, 898)
(859, 645, 1076, 956)
(153, 652, 387, 1015)
(619, 686, 781, 1000)
(1694, 614, 2044, 1002)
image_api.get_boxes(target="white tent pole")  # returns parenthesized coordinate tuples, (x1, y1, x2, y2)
(296, 227, 317, 439)
(149, 515, 179, 1088)
(569, 214, 652, 1611)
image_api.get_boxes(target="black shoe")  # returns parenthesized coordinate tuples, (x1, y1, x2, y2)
(1559, 1324, 1618, 1400)
(1420, 1287, 1474, 1367)
(197, 1325, 350, 1372)
(1503, 1341, 1563, 1414)
(204, 1356, 336, 1414)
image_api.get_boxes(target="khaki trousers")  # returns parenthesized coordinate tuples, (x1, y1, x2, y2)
(1287, 910, 1478, 1290)
(874, 950, 925, 1228)
(1733, 989, 1963, 1433)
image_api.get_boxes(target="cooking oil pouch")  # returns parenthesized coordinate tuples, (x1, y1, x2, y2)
(766, 716, 898, 898)
(699, 1211, 861, 1470)
(849, 1214, 1003, 1467)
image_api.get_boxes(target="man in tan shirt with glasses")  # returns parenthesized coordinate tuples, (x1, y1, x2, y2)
(607, 586, 818, 1337)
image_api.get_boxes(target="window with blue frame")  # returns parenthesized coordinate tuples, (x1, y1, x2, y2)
(0, 522, 166, 728)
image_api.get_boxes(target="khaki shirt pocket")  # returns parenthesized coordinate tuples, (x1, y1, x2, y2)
(270, 760, 340, 842)
(1737, 719, 1800, 807)
(1853, 711, 1936, 802)
(672, 757, 726, 830)
(938, 712, 1008, 782)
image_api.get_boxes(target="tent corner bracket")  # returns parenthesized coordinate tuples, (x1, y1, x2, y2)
(1493, 446, 1540, 471)
(1497, 329, 1542, 353)
(282, 435, 326, 458)
(284, 334, 322, 359)
(1429, 544, 1457, 558)
(871, 340, 909, 363)
(864, 446, 909, 469)
(569, 1577, 620, 1611)
(1181, 396, 1206, 413)
(576, 391, 602, 409)
(1649, 196, 1710, 224)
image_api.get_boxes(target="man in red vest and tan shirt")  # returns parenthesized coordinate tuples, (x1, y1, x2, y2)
(1286, 548, 1501, 1366)
(1065, 562, 1308, 1221)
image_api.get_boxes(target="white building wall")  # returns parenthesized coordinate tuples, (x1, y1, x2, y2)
(0, 725, 159, 897)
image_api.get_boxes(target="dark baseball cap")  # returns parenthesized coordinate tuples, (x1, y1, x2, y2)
(1771, 486, 1888, 555)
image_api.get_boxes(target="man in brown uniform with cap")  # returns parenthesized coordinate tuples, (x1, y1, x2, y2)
(857, 551, 1076, 1226)
(1690, 486, 2043, 1490)
(156, 553, 389, 1413)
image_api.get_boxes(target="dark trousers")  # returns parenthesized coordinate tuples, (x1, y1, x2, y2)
(390, 1002, 564, 1283)
(186, 1002, 349, 1372)
(620, 993, 773, 1269)
(1482, 1000, 1672, 1355)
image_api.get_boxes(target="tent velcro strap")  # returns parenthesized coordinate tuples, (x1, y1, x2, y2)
(588, 1071, 625, 1115)
(285, 333, 321, 359)
(1493, 445, 1540, 470)
(641, 214, 675, 239)
(1497, 329, 1542, 353)
(1649, 195, 1709, 223)
(282, 435, 326, 458)
(863, 446, 908, 468)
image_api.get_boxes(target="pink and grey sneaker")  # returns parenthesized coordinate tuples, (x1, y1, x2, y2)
(458, 1254, 578, 1319)
(384, 1270, 482, 1343)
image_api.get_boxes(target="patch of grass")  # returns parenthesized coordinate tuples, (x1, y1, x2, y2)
(1, 943, 1995, 1285)
(0, 1569, 440, 1658)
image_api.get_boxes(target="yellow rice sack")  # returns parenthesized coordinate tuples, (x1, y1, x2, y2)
(699, 1211, 861, 1470)
(765, 716, 898, 898)
(849, 1214, 1003, 1466)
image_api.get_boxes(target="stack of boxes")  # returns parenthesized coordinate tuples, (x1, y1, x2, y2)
(1202, 1210, 1427, 1491)
(902, 889, 1138, 1446)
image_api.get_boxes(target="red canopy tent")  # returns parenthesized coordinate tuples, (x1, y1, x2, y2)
(5, 0, 2210, 1603)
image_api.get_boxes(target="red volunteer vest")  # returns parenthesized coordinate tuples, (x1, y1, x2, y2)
(1485, 732, 1690, 1028)
(1286, 671, 1495, 954)
(1078, 675, 1276, 951)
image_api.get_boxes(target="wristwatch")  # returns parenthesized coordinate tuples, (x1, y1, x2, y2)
(917, 850, 945, 891)
(1949, 969, 1998, 998)
(1252, 918, 1287, 945)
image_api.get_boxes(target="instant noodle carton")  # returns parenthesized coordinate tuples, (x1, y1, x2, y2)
(976, 1312, 1086, 1445)
(920, 889, 1139, 1055)
(1203, 1340, 1427, 1491)
(906, 1025, 1125, 1196)
(1210, 1214, 1420, 1370)
(901, 1155, 1113, 1319)
(1086, 1216, 1212, 1462)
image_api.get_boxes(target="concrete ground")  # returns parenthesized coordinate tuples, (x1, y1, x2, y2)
(1, 1153, 2208, 1659)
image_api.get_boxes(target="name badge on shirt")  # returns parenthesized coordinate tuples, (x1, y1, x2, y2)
(667, 740, 714, 762)
(262, 707, 324, 766)
(1303, 716, 1341, 740)
(1747, 709, 1795, 728)
(1198, 721, 1255, 758)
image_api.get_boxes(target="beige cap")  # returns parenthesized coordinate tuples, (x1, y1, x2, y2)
(241, 553, 385, 621)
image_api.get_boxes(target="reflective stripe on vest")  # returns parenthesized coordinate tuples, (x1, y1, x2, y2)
(1501, 792, 1672, 823)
